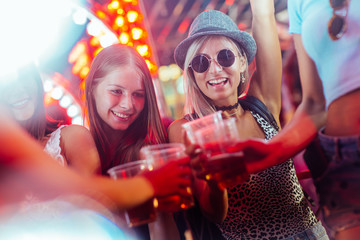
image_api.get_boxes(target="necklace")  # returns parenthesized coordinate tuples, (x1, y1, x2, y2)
(228, 108, 239, 116)
(215, 102, 239, 111)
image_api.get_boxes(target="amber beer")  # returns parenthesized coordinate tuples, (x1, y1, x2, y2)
(125, 198, 157, 227)
(107, 160, 157, 227)
(201, 141, 249, 189)
(155, 155, 194, 211)
(140, 143, 195, 212)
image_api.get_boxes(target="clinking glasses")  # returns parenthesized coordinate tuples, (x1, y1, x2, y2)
(328, 0, 349, 41)
(189, 49, 238, 73)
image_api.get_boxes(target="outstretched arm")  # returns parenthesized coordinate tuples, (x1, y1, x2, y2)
(231, 34, 326, 174)
(0, 110, 191, 211)
(247, 0, 282, 123)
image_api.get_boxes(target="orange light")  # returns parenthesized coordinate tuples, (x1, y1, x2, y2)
(68, 42, 86, 63)
(145, 59, 157, 74)
(72, 54, 89, 75)
(117, 9, 124, 15)
(225, 0, 235, 5)
(127, 10, 138, 23)
(178, 18, 190, 34)
(131, 27, 143, 40)
(80, 66, 90, 79)
(136, 44, 149, 57)
(90, 37, 100, 47)
(108, 0, 120, 10)
(93, 47, 103, 57)
(119, 32, 130, 44)
(80, 80, 86, 91)
(96, 10, 106, 19)
(115, 16, 125, 27)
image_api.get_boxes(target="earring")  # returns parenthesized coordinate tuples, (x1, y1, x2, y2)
(240, 72, 245, 83)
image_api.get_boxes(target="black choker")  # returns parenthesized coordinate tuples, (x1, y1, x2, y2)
(215, 102, 239, 111)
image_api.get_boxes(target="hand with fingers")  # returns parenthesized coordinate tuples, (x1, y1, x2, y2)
(141, 156, 193, 212)
(227, 138, 283, 174)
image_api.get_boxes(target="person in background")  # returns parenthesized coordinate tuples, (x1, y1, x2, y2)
(85, 43, 191, 240)
(0, 63, 101, 176)
(228, 0, 360, 239)
(168, 0, 329, 239)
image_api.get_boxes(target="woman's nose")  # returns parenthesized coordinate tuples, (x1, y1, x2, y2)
(208, 59, 223, 73)
(119, 94, 133, 110)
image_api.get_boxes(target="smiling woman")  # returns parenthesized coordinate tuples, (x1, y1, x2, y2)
(84, 44, 191, 239)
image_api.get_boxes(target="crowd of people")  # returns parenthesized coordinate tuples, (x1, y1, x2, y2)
(0, 0, 358, 239)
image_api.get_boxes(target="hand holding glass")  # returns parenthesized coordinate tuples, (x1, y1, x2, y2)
(187, 117, 249, 189)
(108, 160, 156, 227)
(140, 143, 194, 212)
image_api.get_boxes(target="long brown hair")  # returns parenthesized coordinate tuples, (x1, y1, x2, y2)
(85, 44, 166, 174)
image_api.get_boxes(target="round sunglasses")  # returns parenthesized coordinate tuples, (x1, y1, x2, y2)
(328, 0, 349, 41)
(189, 49, 238, 73)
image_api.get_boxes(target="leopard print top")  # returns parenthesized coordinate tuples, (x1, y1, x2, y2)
(217, 111, 318, 240)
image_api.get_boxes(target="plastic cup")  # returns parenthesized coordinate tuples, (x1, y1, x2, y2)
(181, 111, 223, 144)
(107, 160, 157, 227)
(140, 143, 194, 211)
(194, 118, 247, 188)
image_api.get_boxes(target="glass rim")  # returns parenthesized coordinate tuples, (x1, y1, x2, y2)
(140, 143, 186, 154)
(107, 159, 151, 174)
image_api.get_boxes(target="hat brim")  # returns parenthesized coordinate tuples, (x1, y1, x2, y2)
(174, 30, 257, 70)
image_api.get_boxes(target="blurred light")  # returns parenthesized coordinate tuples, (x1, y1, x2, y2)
(93, 47, 104, 57)
(80, 66, 90, 79)
(108, 0, 120, 10)
(72, 116, 83, 125)
(67, 104, 80, 117)
(145, 60, 157, 74)
(72, 8, 88, 25)
(51, 87, 64, 100)
(131, 28, 144, 40)
(43, 79, 54, 93)
(225, 0, 235, 5)
(119, 32, 130, 44)
(68, 42, 87, 63)
(90, 36, 100, 47)
(59, 95, 72, 108)
(115, 16, 125, 27)
(136, 44, 149, 57)
(117, 9, 125, 15)
(99, 34, 118, 48)
(72, 54, 89, 75)
(176, 76, 184, 94)
(178, 19, 190, 34)
(127, 11, 139, 23)
(96, 10, 106, 19)
(87, 20, 102, 37)
(237, 22, 247, 31)
(0, 0, 74, 76)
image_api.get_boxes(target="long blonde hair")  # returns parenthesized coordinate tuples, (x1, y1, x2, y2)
(182, 36, 248, 120)
(85, 44, 166, 174)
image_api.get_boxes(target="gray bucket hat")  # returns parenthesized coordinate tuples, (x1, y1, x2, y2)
(174, 10, 257, 70)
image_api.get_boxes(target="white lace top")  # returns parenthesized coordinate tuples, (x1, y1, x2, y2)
(44, 125, 67, 166)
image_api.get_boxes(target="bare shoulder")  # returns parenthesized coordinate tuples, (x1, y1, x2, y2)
(60, 124, 92, 140)
(168, 118, 189, 143)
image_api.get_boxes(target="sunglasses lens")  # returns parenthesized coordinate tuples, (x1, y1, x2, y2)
(191, 55, 209, 73)
(217, 49, 236, 67)
(328, 15, 346, 40)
